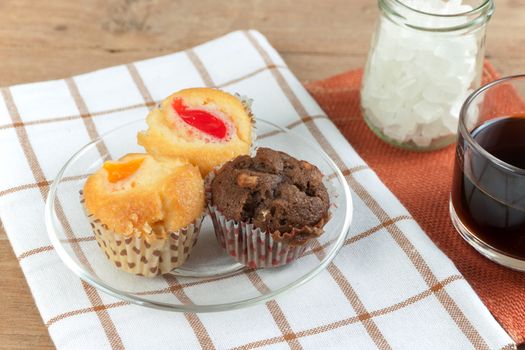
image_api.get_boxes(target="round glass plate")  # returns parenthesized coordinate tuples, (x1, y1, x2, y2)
(45, 118, 353, 312)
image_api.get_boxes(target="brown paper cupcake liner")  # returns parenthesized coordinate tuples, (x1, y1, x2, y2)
(81, 192, 203, 277)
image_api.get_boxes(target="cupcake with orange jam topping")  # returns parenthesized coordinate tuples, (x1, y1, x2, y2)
(83, 153, 205, 277)
(137, 88, 254, 176)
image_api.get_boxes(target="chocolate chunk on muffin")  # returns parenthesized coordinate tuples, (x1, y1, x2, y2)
(211, 147, 330, 246)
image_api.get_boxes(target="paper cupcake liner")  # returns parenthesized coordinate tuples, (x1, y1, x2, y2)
(235, 93, 258, 156)
(208, 204, 310, 268)
(81, 192, 203, 277)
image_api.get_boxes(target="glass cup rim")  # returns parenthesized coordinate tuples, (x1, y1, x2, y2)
(459, 74, 525, 176)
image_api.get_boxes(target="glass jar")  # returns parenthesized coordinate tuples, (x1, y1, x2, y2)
(361, 0, 495, 151)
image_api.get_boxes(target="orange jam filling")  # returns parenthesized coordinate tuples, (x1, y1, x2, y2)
(103, 157, 145, 183)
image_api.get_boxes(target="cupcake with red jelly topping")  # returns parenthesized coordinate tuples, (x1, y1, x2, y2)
(138, 88, 254, 176)
(83, 153, 205, 277)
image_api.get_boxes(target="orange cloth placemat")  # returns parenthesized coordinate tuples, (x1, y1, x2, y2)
(305, 61, 525, 345)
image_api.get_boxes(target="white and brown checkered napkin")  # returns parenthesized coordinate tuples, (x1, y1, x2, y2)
(0, 30, 516, 350)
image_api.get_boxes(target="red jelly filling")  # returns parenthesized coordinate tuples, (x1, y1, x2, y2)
(171, 98, 227, 139)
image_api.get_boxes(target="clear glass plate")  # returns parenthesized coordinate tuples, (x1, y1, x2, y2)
(45, 118, 353, 312)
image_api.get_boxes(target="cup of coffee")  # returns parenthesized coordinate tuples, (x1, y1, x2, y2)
(450, 75, 525, 271)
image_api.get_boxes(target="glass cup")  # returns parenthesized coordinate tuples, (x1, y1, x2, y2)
(450, 75, 525, 271)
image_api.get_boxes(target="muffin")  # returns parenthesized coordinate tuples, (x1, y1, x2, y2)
(83, 153, 205, 277)
(207, 148, 330, 268)
(137, 88, 254, 176)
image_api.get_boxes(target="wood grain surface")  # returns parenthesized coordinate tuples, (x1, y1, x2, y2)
(0, 0, 523, 349)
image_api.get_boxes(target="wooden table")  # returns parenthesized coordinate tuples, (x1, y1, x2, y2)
(0, 1, 523, 348)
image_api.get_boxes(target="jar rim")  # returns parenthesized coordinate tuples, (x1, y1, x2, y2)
(392, 0, 493, 18)
(459, 74, 525, 176)
(380, 0, 495, 32)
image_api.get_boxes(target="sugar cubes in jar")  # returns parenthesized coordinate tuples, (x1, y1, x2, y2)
(361, 0, 494, 151)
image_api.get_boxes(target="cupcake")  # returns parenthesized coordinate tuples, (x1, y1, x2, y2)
(137, 88, 254, 176)
(207, 147, 330, 268)
(83, 153, 205, 277)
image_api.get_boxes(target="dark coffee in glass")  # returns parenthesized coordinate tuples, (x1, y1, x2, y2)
(450, 76, 525, 270)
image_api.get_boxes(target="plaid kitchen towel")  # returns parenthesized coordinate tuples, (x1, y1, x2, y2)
(304, 62, 525, 346)
(0, 30, 516, 350)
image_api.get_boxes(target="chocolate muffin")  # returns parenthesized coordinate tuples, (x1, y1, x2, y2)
(210, 147, 330, 245)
